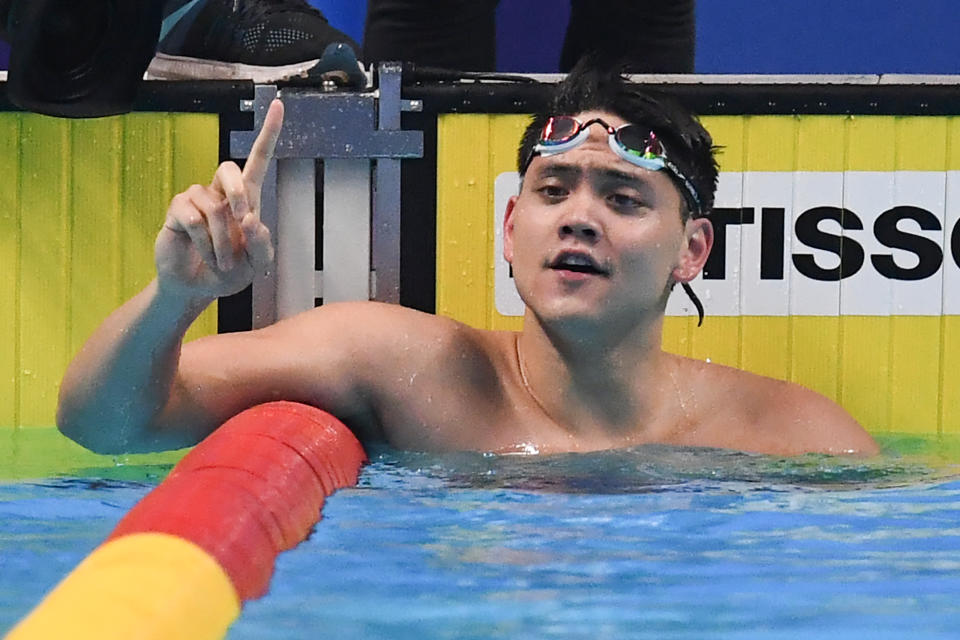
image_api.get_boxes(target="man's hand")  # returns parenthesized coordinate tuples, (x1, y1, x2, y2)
(155, 99, 284, 300)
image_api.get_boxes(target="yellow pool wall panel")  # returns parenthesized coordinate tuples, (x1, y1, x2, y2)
(0, 112, 219, 429)
(435, 113, 960, 436)
(0, 114, 20, 429)
(436, 114, 525, 332)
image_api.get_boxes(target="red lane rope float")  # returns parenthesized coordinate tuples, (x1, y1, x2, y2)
(7, 402, 367, 640)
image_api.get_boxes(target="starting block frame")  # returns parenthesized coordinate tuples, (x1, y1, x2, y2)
(230, 63, 423, 328)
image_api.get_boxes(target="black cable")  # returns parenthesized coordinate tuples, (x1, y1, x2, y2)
(401, 63, 538, 85)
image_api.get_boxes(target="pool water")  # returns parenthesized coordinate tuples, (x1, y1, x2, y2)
(3, 440, 960, 639)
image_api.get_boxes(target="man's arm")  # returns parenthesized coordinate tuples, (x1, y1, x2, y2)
(58, 280, 217, 453)
(57, 100, 285, 454)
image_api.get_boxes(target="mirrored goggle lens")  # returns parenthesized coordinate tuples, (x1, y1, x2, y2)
(541, 116, 581, 145)
(615, 125, 664, 158)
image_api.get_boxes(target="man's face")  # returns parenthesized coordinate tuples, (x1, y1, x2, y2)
(503, 110, 712, 331)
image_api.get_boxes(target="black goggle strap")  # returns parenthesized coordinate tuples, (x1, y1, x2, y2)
(658, 156, 703, 218)
(681, 282, 704, 327)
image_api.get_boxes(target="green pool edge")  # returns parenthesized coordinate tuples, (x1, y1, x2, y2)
(1, 426, 189, 482)
(3, 426, 960, 482)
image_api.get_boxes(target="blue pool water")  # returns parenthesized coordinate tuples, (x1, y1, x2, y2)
(2, 443, 960, 639)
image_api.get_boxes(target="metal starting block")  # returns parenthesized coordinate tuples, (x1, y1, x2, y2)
(230, 62, 424, 328)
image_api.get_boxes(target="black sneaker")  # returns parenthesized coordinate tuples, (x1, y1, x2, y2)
(148, 0, 364, 84)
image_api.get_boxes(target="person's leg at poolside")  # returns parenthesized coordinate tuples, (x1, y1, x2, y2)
(363, 0, 500, 71)
(151, 0, 362, 81)
(560, 0, 695, 73)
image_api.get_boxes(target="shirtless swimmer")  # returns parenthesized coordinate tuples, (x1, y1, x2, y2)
(56, 61, 879, 457)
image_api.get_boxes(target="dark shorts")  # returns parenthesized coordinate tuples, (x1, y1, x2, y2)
(362, 0, 695, 73)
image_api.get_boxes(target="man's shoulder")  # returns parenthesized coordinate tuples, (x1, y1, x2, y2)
(270, 301, 469, 341)
(675, 355, 791, 404)
(282, 301, 509, 368)
(677, 356, 879, 455)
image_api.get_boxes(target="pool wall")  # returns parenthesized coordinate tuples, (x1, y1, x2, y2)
(0, 110, 220, 428)
(2, 79, 960, 479)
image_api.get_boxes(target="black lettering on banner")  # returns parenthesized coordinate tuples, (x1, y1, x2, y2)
(872, 206, 943, 280)
(760, 207, 785, 280)
(703, 208, 754, 279)
(792, 207, 865, 281)
(953, 219, 960, 269)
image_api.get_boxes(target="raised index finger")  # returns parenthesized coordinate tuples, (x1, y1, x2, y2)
(242, 98, 284, 188)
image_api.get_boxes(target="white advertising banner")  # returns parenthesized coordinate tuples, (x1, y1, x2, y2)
(492, 171, 960, 317)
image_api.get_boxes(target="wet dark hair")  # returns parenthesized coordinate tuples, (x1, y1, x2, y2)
(518, 57, 719, 219)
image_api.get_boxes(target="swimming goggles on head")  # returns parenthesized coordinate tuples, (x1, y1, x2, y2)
(523, 115, 703, 217)
(524, 115, 707, 326)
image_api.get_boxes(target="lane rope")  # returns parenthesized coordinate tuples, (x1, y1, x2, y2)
(7, 401, 366, 640)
